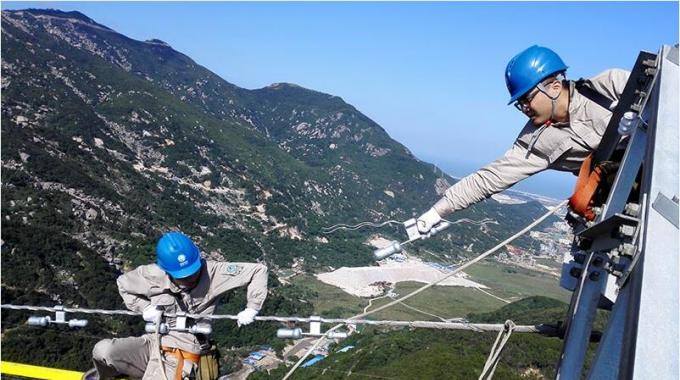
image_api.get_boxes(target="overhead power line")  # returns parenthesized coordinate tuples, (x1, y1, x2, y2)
(282, 201, 568, 379)
(0, 304, 551, 333)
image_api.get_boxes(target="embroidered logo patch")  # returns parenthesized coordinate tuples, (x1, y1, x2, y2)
(226, 264, 242, 275)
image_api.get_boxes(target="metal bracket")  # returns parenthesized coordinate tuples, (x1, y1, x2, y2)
(403, 218, 421, 241)
(651, 192, 679, 228)
(578, 213, 639, 240)
(310, 315, 321, 335)
(176, 311, 187, 330)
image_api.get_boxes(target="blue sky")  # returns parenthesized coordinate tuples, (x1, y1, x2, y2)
(3, 2, 678, 198)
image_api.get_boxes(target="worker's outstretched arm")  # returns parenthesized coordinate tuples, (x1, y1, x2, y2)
(435, 141, 550, 215)
(210, 262, 269, 311)
(417, 141, 551, 233)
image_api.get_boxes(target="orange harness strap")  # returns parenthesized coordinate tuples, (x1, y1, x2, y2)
(569, 154, 604, 221)
(161, 346, 200, 380)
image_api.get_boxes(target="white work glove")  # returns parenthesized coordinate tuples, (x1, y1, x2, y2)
(236, 308, 258, 327)
(417, 208, 442, 234)
(142, 305, 163, 324)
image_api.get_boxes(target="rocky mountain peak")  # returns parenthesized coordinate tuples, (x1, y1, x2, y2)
(6, 8, 113, 30)
(145, 38, 171, 48)
(1, 5, 554, 300)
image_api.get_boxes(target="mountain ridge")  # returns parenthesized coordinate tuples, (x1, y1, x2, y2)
(1, 8, 562, 375)
(1, 3, 559, 304)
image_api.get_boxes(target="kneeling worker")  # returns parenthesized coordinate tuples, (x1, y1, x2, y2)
(84, 231, 268, 380)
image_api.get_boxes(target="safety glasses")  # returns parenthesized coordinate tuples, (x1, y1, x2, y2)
(513, 88, 540, 111)
(513, 78, 560, 111)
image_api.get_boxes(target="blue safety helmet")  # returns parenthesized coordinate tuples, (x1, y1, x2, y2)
(156, 232, 202, 279)
(505, 45, 568, 105)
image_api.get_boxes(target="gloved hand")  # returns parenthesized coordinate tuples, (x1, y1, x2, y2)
(417, 208, 442, 234)
(142, 305, 163, 324)
(236, 308, 258, 327)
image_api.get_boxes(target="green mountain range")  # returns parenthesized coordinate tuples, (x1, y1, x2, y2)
(1, 8, 564, 377)
(254, 297, 583, 380)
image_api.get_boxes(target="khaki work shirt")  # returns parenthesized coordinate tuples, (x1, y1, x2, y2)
(117, 260, 268, 354)
(434, 69, 631, 215)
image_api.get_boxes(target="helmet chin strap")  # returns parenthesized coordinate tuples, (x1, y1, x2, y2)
(549, 95, 560, 123)
(537, 74, 564, 124)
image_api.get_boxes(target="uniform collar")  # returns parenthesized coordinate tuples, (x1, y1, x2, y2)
(567, 80, 587, 122)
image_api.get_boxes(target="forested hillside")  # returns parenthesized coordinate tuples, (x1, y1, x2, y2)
(1, 8, 561, 375)
(251, 297, 595, 379)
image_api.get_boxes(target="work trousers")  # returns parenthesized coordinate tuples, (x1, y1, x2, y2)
(92, 334, 197, 380)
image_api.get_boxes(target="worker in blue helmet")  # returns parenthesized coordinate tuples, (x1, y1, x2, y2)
(84, 232, 268, 380)
(417, 45, 630, 232)
(505, 45, 568, 124)
(155, 231, 204, 287)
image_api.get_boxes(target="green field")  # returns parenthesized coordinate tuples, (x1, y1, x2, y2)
(465, 260, 571, 302)
(289, 275, 368, 317)
(289, 258, 571, 322)
(536, 257, 562, 269)
(368, 282, 507, 321)
(289, 274, 506, 321)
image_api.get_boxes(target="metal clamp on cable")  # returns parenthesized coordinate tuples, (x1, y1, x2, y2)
(425, 221, 452, 238)
(276, 328, 348, 340)
(26, 305, 88, 328)
(275, 316, 349, 340)
(144, 312, 213, 335)
(144, 322, 212, 335)
(404, 218, 451, 240)
(373, 219, 451, 260)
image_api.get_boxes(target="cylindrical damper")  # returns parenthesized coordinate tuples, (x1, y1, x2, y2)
(189, 324, 213, 335)
(373, 241, 402, 260)
(327, 331, 349, 339)
(277, 328, 303, 339)
(27, 316, 50, 327)
(145, 323, 170, 334)
(68, 319, 89, 328)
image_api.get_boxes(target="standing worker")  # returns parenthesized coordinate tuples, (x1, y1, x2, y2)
(416, 45, 630, 231)
(83, 231, 268, 380)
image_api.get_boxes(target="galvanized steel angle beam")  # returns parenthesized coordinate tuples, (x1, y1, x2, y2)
(556, 251, 610, 379)
(557, 47, 676, 380)
(596, 123, 647, 221)
(626, 44, 679, 380)
(594, 51, 657, 164)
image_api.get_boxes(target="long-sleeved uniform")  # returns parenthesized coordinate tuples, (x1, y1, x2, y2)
(117, 260, 268, 353)
(432, 69, 630, 215)
(92, 260, 268, 379)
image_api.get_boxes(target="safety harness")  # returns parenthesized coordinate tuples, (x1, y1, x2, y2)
(568, 79, 618, 220)
(161, 346, 201, 380)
